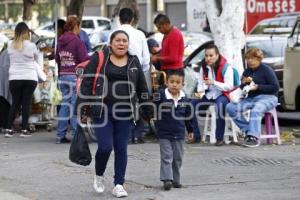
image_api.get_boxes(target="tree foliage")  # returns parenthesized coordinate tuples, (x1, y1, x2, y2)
(68, 0, 85, 20)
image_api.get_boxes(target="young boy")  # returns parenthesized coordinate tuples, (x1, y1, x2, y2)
(153, 69, 193, 190)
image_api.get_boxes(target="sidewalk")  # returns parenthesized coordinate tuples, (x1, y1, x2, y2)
(0, 131, 300, 200)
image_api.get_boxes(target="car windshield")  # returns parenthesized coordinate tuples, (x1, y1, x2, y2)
(246, 39, 287, 58)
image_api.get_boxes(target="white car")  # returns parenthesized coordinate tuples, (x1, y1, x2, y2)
(0, 33, 9, 50)
(34, 16, 111, 38)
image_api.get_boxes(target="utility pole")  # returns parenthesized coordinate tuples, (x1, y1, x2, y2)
(5, 1, 8, 23)
(146, 0, 153, 32)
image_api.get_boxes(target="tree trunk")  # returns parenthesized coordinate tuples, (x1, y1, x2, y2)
(205, 0, 245, 76)
(67, 0, 85, 20)
(111, 0, 139, 28)
(23, 0, 36, 21)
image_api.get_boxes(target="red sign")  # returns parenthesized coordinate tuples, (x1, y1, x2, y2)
(246, 0, 300, 32)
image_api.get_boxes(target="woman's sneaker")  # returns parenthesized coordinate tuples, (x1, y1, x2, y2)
(20, 129, 32, 137)
(93, 175, 105, 193)
(242, 135, 260, 147)
(112, 184, 128, 198)
(4, 129, 13, 138)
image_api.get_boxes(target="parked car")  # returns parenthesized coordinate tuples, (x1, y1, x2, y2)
(34, 22, 55, 38)
(283, 15, 300, 111)
(80, 16, 111, 34)
(249, 16, 296, 35)
(34, 16, 111, 38)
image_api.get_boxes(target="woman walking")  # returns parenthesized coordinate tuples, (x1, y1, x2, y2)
(4, 22, 39, 137)
(77, 30, 151, 198)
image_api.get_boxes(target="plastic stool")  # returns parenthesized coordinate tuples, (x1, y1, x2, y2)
(260, 108, 281, 144)
(201, 105, 238, 144)
(202, 105, 217, 143)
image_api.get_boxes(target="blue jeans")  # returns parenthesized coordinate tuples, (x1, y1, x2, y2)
(191, 95, 229, 141)
(93, 105, 133, 185)
(226, 95, 278, 139)
(57, 75, 77, 139)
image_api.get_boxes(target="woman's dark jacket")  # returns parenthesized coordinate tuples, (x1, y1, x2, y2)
(76, 47, 152, 123)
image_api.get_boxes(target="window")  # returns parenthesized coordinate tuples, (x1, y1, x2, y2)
(288, 18, 297, 28)
(246, 39, 287, 58)
(279, 19, 289, 28)
(189, 49, 205, 65)
(81, 20, 94, 29)
(292, 21, 300, 46)
(97, 20, 110, 27)
(250, 21, 270, 34)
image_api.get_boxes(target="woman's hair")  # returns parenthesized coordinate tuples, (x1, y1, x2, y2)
(12, 22, 30, 50)
(205, 43, 220, 55)
(109, 30, 129, 44)
(64, 16, 80, 32)
(245, 48, 264, 61)
(202, 43, 221, 72)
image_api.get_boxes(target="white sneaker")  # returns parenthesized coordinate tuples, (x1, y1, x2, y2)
(112, 184, 128, 198)
(93, 175, 105, 193)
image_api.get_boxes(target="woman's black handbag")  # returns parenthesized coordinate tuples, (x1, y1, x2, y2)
(69, 124, 92, 166)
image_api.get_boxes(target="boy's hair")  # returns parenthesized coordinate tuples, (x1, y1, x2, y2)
(119, 8, 134, 24)
(166, 69, 185, 80)
(154, 14, 170, 25)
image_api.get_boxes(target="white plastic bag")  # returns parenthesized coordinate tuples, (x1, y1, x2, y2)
(229, 87, 244, 104)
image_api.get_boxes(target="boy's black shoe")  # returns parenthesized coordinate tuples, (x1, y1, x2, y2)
(56, 137, 71, 144)
(172, 182, 182, 188)
(163, 181, 172, 191)
(242, 135, 260, 147)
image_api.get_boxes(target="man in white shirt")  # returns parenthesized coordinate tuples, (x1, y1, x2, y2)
(117, 8, 151, 143)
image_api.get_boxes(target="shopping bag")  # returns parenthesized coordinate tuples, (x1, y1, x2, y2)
(229, 87, 244, 104)
(69, 124, 92, 166)
(52, 86, 62, 105)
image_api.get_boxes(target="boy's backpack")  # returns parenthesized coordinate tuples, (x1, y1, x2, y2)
(76, 51, 104, 95)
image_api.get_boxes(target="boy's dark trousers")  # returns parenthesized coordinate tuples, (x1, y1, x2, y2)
(159, 139, 184, 184)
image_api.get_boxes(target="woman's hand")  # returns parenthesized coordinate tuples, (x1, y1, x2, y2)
(242, 76, 253, 84)
(193, 92, 204, 99)
(204, 78, 214, 85)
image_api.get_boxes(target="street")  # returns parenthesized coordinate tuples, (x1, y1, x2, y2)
(0, 119, 300, 200)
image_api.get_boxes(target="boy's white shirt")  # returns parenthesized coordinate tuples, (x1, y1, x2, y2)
(196, 64, 234, 100)
(165, 88, 185, 107)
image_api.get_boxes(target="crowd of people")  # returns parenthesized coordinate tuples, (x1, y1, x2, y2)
(0, 8, 279, 198)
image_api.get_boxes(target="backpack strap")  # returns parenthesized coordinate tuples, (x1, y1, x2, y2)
(92, 51, 104, 95)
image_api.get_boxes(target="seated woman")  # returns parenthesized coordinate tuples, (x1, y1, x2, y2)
(226, 48, 279, 148)
(189, 44, 234, 146)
